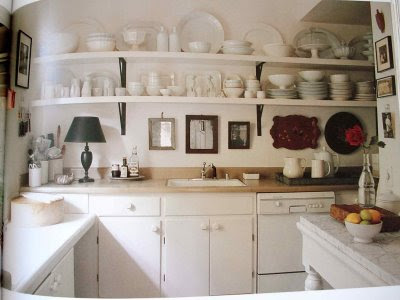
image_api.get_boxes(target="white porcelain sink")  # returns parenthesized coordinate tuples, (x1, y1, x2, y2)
(167, 178, 246, 187)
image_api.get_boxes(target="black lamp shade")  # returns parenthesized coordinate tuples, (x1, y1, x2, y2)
(65, 117, 106, 143)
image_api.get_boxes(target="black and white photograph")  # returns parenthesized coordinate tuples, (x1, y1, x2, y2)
(375, 36, 394, 72)
(377, 75, 396, 98)
(382, 112, 394, 138)
(15, 30, 32, 88)
(228, 121, 250, 149)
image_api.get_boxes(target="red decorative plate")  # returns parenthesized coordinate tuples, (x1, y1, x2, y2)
(270, 115, 321, 149)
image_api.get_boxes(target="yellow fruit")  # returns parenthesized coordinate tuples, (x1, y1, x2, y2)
(360, 209, 372, 221)
(345, 213, 361, 224)
(360, 220, 371, 225)
(368, 209, 382, 224)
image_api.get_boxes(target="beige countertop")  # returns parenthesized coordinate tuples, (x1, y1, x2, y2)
(20, 178, 357, 194)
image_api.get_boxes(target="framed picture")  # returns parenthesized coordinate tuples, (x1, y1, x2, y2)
(228, 121, 250, 149)
(377, 75, 396, 98)
(186, 115, 218, 154)
(15, 30, 32, 88)
(148, 118, 175, 150)
(375, 36, 393, 73)
(382, 112, 394, 138)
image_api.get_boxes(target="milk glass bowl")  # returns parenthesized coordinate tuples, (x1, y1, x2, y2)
(345, 221, 382, 243)
(268, 74, 296, 89)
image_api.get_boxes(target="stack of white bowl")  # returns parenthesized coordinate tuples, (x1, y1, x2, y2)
(127, 82, 145, 96)
(86, 33, 116, 52)
(298, 71, 328, 100)
(244, 76, 261, 98)
(146, 72, 164, 96)
(329, 74, 353, 101)
(223, 76, 244, 98)
(267, 74, 297, 99)
(222, 40, 254, 55)
(354, 81, 375, 101)
(362, 33, 374, 62)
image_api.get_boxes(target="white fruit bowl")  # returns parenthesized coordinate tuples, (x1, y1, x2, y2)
(299, 70, 325, 82)
(345, 221, 382, 243)
(262, 43, 294, 57)
(268, 74, 296, 89)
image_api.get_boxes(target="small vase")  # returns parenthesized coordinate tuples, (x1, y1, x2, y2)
(358, 151, 376, 208)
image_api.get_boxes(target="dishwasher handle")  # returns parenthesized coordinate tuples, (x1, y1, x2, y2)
(289, 205, 307, 213)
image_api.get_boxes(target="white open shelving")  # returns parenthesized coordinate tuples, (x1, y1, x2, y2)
(33, 51, 374, 70)
(30, 96, 377, 108)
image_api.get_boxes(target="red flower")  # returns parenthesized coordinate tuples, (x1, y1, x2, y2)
(345, 125, 365, 147)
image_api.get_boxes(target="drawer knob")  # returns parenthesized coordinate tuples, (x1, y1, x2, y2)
(127, 203, 136, 211)
(152, 225, 159, 232)
(212, 223, 220, 230)
(275, 201, 281, 207)
(200, 223, 208, 230)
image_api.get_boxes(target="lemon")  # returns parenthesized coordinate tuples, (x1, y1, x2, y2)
(360, 220, 371, 225)
(360, 209, 372, 221)
(345, 213, 361, 224)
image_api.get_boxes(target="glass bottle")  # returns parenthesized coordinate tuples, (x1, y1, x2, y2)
(358, 151, 376, 208)
(120, 157, 128, 178)
(128, 146, 139, 177)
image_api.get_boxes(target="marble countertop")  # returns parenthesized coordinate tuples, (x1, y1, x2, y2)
(3, 214, 96, 293)
(299, 215, 400, 286)
(20, 178, 357, 194)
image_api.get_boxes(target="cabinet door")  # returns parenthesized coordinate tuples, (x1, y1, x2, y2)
(210, 216, 253, 296)
(163, 218, 209, 297)
(98, 217, 161, 298)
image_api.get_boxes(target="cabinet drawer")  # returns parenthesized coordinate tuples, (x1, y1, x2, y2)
(90, 195, 161, 216)
(57, 194, 89, 214)
(165, 194, 254, 216)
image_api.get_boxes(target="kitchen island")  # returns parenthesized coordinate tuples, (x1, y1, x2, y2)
(297, 215, 400, 290)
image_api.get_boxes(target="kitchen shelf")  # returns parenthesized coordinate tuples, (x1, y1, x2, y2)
(33, 51, 374, 70)
(30, 96, 377, 108)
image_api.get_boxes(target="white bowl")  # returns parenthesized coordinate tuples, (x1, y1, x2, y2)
(224, 79, 243, 88)
(246, 87, 261, 93)
(245, 80, 261, 88)
(223, 40, 251, 47)
(86, 39, 115, 52)
(330, 74, 350, 83)
(222, 47, 254, 55)
(128, 85, 145, 96)
(188, 41, 211, 53)
(268, 74, 296, 89)
(167, 85, 186, 96)
(262, 43, 294, 57)
(146, 85, 162, 96)
(160, 88, 172, 96)
(223, 87, 244, 98)
(41, 32, 79, 55)
(333, 46, 355, 59)
(299, 70, 325, 82)
(345, 221, 382, 243)
(123, 29, 146, 50)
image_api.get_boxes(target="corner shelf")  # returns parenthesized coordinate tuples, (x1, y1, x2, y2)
(30, 96, 377, 108)
(33, 51, 374, 70)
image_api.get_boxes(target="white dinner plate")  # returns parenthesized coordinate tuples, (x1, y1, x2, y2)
(177, 11, 224, 54)
(242, 23, 284, 56)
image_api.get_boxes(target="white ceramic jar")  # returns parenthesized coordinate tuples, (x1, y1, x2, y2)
(283, 157, 306, 178)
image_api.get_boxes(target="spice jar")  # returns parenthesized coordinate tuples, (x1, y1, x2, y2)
(111, 164, 121, 178)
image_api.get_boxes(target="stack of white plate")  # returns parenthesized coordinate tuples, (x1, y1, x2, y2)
(329, 82, 353, 101)
(222, 40, 255, 55)
(266, 88, 297, 99)
(297, 82, 328, 100)
(354, 81, 375, 101)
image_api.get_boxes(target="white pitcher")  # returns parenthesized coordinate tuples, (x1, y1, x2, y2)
(314, 146, 339, 177)
(283, 157, 306, 178)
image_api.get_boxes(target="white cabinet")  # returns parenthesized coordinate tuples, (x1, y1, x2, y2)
(162, 215, 254, 297)
(34, 248, 74, 297)
(98, 217, 161, 298)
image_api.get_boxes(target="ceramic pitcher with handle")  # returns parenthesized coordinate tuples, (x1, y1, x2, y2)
(314, 146, 339, 177)
(283, 157, 306, 178)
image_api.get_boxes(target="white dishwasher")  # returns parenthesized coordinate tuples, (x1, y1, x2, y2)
(257, 191, 335, 293)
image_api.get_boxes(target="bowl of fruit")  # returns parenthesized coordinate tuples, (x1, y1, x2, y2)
(344, 209, 382, 243)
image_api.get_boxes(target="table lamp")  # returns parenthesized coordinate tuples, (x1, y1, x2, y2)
(64, 116, 106, 183)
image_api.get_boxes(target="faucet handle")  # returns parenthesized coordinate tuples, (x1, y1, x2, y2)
(203, 162, 207, 168)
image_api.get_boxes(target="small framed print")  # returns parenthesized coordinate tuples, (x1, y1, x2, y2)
(375, 36, 394, 73)
(148, 118, 176, 150)
(382, 112, 394, 138)
(15, 30, 32, 88)
(228, 121, 250, 149)
(377, 75, 396, 98)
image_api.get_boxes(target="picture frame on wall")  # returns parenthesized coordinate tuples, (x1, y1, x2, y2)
(377, 75, 396, 98)
(186, 115, 218, 154)
(375, 36, 394, 73)
(15, 30, 32, 88)
(148, 117, 176, 150)
(382, 112, 394, 138)
(228, 121, 250, 149)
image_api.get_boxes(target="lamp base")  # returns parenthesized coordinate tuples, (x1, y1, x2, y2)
(79, 176, 94, 183)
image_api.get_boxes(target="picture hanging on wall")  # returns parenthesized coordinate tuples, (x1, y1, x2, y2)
(376, 75, 396, 98)
(375, 36, 393, 73)
(15, 30, 32, 88)
(228, 122, 250, 149)
(382, 112, 394, 138)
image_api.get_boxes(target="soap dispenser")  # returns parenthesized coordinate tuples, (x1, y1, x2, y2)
(169, 26, 180, 52)
(157, 26, 169, 52)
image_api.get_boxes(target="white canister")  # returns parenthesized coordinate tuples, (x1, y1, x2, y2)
(40, 160, 49, 184)
(49, 158, 64, 181)
(29, 167, 42, 187)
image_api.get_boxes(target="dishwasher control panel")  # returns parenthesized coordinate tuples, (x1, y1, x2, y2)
(257, 192, 335, 214)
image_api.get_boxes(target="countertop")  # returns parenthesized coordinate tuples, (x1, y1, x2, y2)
(20, 178, 357, 194)
(298, 215, 400, 286)
(2, 214, 96, 293)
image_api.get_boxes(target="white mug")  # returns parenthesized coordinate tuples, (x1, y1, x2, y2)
(311, 159, 331, 178)
(92, 87, 103, 97)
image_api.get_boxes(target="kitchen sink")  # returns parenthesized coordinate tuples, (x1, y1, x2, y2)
(167, 178, 246, 187)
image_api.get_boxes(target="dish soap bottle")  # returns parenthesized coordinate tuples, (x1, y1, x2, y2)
(120, 157, 128, 178)
(128, 146, 140, 177)
(157, 26, 169, 52)
(169, 26, 180, 52)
